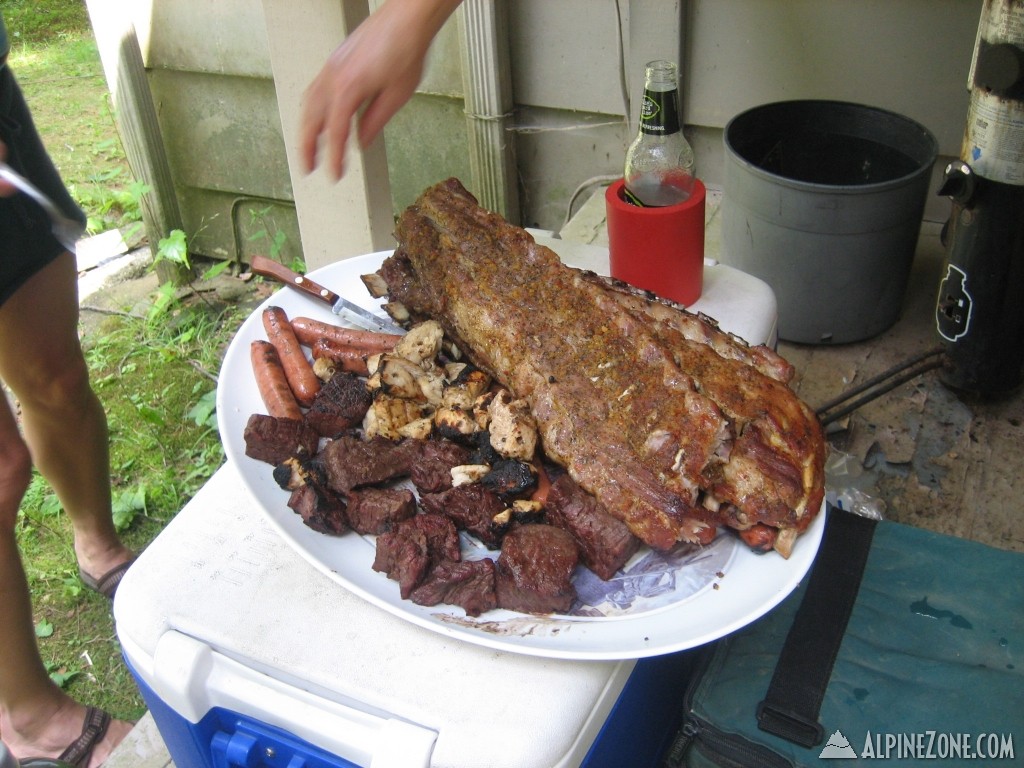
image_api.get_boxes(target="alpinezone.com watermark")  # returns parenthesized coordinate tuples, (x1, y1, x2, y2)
(820, 730, 1016, 760)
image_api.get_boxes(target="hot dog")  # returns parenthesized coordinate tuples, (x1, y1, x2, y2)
(250, 340, 303, 420)
(310, 337, 371, 376)
(263, 307, 321, 407)
(290, 316, 401, 354)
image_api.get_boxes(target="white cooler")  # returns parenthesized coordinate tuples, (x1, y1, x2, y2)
(114, 239, 779, 768)
(114, 463, 702, 768)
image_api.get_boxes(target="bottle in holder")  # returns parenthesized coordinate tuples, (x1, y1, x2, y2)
(623, 60, 695, 207)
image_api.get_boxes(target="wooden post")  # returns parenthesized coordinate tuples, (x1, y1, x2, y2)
(458, 0, 519, 222)
(261, 0, 395, 270)
(84, 0, 188, 283)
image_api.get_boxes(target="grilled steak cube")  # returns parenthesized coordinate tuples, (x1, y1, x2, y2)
(495, 524, 579, 614)
(304, 371, 372, 437)
(287, 484, 348, 535)
(411, 558, 497, 617)
(345, 487, 417, 535)
(243, 414, 319, 466)
(373, 514, 461, 598)
(420, 484, 509, 549)
(408, 439, 472, 494)
(373, 525, 429, 599)
(545, 474, 641, 580)
(320, 434, 417, 492)
(409, 512, 462, 562)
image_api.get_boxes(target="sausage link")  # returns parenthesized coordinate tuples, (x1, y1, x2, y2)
(290, 316, 401, 353)
(310, 337, 371, 376)
(250, 340, 303, 420)
(263, 306, 321, 407)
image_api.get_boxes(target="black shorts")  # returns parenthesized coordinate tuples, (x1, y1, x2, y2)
(0, 64, 86, 307)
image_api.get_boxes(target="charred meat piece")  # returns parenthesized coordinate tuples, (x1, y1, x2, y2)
(480, 459, 537, 500)
(320, 434, 418, 493)
(495, 524, 580, 615)
(442, 364, 491, 409)
(450, 464, 490, 486)
(304, 371, 373, 437)
(345, 487, 417, 535)
(272, 455, 327, 491)
(467, 430, 503, 465)
(545, 474, 641, 580)
(410, 558, 497, 617)
(372, 513, 461, 598)
(490, 500, 546, 544)
(374, 178, 825, 553)
(287, 484, 348, 535)
(420, 483, 509, 549)
(243, 414, 320, 466)
(408, 439, 473, 494)
(433, 406, 482, 442)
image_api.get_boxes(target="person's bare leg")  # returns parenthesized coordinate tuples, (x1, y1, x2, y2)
(0, 398, 131, 767)
(0, 253, 131, 577)
(0, 253, 132, 765)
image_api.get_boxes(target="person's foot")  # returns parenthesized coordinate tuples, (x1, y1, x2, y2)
(75, 540, 135, 599)
(1, 698, 134, 768)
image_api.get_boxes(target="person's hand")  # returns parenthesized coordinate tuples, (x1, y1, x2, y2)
(299, 0, 462, 181)
(0, 141, 15, 197)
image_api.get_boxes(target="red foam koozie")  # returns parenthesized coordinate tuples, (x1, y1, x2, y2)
(605, 178, 706, 305)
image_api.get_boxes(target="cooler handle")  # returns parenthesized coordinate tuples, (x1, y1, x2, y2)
(150, 630, 436, 768)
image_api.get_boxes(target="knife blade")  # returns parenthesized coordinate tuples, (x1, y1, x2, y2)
(0, 162, 84, 253)
(250, 255, 405, 335)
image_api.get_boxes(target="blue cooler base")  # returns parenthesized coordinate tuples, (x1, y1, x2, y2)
(126, 649, 696, 768)
(582, 650, 696, 768)
(127, 655, 358, 768)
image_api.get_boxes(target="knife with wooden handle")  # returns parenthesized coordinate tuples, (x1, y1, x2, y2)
(250, 255, 404, 335)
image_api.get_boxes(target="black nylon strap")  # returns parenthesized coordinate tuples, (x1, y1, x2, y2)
(756, 507, 878, 747)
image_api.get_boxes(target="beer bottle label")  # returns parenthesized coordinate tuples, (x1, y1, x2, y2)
(639, 89, 681, 135)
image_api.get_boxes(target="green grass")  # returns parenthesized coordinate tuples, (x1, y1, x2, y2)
(6, 0, 255, 723)
(1, 0, 90, 43)
(7, 30, 144, 235)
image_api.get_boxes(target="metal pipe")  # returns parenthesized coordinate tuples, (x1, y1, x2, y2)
(458, 0, 519, 222)
(814, 346, 945, 416)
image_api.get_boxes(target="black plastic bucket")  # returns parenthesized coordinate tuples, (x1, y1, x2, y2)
(721, 100, 938, 344)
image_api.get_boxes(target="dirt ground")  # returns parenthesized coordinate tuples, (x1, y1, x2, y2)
(76, 238, 269, 341)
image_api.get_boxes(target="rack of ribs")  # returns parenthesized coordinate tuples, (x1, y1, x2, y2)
(368, 178, 826, 557)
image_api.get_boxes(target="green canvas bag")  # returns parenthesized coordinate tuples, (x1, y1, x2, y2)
(663, 508, 1023, 767)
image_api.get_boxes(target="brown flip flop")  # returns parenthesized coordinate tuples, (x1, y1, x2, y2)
(79, 557, 135, 599)
(20, 706, 112, 768)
